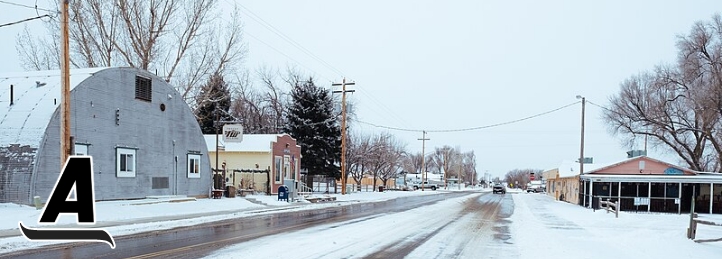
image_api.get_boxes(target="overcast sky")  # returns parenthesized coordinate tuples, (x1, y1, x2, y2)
(1, 1, 720, 178)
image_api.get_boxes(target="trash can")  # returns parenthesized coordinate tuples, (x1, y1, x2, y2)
(378, 186, 385, 192)
(227, 186, 236, 198)
(278, 185, 289, 201)
(592, 196, 600, 210)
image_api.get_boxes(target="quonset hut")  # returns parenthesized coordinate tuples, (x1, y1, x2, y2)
(0, 67, 211, 205)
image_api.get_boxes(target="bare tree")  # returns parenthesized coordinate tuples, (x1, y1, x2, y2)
(378, 136, 406, 188)
(403, 152, 424, 175)
(229, 67, 297, 134)
(366, 133, 394, 192)
(462, 151, 477, 184)
(16, 0, 246, 104)
(258, 66, 287, 133)
(348, 133, 372, 190)
(604, 15, 722, 172)
(229, 71, 269, 133)
(15, 25, 59, 71)
(430, 146, 458, 188)
(676, 14, 722, 171)
(504, 169, 542, 189)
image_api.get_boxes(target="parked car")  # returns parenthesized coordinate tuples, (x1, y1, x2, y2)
(493, 184, 506, 194)
(410, 181, 438, 191)
(526, 185, 545, 193)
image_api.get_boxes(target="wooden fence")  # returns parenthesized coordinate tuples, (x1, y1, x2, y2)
(600, 199, 619, 218)
(687, 213, 722, 243)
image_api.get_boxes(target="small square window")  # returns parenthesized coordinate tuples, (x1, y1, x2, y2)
(117, 148, 136, 177)
(74, 144, 89, 156)
(135, 76, 152, 101)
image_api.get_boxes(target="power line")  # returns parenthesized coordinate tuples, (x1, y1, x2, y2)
(236, 2, 346, 77)
(234, 2, 413, 125)
(0, 0, 55, 13)
(0, 14, 50, 28)
(245, 33, 334, 83)
(354, 101, 581, 133)
(587, 100, 614, 113)
(234, 2, 413, 126)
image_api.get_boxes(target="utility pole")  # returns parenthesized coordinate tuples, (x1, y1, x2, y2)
(577, 95, 586, 206)
(60, 0, 71, 167)
(215, 112, 220, 190)
(332, 78, 355, 195)
(458, 160, 462, 190)
(418, 131, 429, 191)
(579, 96, 585, 176)
(455, 145, 461, 190)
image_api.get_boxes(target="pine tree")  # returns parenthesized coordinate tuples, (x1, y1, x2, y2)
(195, 73, 233, 134)
(284, 78, 341, 187)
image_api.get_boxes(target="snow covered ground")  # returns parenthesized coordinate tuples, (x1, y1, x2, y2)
(511, 193, 722, 259)
(2, 187, 722, 258)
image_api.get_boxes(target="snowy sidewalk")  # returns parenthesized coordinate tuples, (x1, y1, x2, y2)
(510, 193, 722, 259)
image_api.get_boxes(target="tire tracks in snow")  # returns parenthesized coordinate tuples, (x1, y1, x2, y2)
(362, 193, 511, 259)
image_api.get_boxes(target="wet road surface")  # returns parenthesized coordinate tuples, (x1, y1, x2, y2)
(2, 191, 492, 259)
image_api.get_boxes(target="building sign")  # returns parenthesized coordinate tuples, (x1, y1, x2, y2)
(664, 167, 683, 175)
(634, 197, 649, 206)
(222, 124, 243, 143)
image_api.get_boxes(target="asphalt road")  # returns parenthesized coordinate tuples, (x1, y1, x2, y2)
(1, 191, 498, 259)
(361, 192, 514, 259)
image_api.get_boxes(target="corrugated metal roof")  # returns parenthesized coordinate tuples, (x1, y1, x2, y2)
(0, 67, 108, 147)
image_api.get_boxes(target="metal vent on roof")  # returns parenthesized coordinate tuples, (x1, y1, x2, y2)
(135, 76, 152, 102)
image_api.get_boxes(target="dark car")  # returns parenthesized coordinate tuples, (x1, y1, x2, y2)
(493, 184, 506, 194)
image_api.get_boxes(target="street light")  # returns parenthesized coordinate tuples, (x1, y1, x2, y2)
(576, 95, 586, 206)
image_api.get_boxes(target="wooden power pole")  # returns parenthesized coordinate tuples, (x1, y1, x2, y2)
(332, 78, 355, 195)
(60, 0, 71, 166)
(418, 131, 429, 191)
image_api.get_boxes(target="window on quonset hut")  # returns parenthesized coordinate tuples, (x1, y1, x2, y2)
(135, 76, 152, 101)
(117, 148, 136, 178)
(188, 154, 201, 178)
(74, 143, 89, 156)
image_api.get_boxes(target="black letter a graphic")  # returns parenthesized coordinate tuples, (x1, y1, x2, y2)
(19, 156, 116, 249)
(41, 156, 94, 223)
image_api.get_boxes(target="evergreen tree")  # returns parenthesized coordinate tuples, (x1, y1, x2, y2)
(285, 78, 341, 187)
(195, 73, 233, 134)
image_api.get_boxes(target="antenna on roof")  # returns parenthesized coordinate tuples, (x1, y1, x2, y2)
(9, 85, 13, 106)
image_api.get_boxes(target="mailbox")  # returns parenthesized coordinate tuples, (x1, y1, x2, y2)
(278, 185, 289, 201)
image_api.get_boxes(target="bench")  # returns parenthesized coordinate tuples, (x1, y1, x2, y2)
(211, 189, 224, 199)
